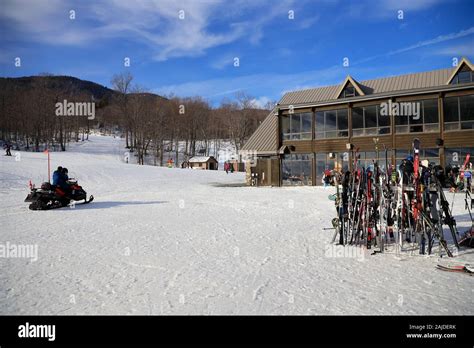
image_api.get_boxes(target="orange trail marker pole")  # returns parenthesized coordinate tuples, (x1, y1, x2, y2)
(44, 149, 50, 183)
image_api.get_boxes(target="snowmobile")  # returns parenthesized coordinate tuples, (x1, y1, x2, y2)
(25, 178, 94, 210)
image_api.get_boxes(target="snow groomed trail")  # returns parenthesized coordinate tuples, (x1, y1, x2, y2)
(1, 135, 473, 315)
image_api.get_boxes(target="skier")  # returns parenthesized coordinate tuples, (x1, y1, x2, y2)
(4, 143, 12, 156)
(224, 162, 229, 174)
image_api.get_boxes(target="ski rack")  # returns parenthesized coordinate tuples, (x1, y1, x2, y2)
(328, 138, 462, 258)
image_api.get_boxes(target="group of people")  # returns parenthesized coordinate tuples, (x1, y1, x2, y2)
(446, 163, 472, 193)
(224, 161, 234, 174)
(52, 166, 70, 192)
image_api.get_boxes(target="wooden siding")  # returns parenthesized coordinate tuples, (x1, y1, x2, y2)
(444, 130, 474, 147)
(282, 140, 313, 153)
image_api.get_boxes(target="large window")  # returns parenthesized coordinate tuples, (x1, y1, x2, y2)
(352, 105, 390, 136)
(394, 99, 439, 133)
(281, 112, 312, 140)
(315, 152, 350, 185)
(282, 154, 313, 186)
(445, 148, 474, 167)
(444, 95, 474, 131)
(315, 109, 348, 139)
(396, 148, 439, 167)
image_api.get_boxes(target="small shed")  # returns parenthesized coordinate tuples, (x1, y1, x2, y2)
(188, 156, 218, 170)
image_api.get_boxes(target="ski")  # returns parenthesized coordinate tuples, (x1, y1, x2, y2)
(436, 264, 473, 275)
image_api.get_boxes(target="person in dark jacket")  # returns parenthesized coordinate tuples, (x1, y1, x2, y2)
(399, 155, 414, 185)
(61, 167, 69, 187)
(52, 166, 63, 186)
(4, 143, 12, 156)
(62, 167, 69, 181)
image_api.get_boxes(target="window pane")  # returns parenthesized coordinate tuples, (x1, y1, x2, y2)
(444, 122, 459, 131)
(353, 128, 364, 136)
(378, 105, 390, 127)
(325, 110, 336, 131)
(282, 154, 313, 186)
(301, 112, 312, 132)
(291, 114, 301, 134)
(410, 101, 423, 125)
(461, 121, 474, 130)
(316, 154, 326, 185)
(396, 150, 410, 159)
(315, 112, 324, 132)
(458, 71, 471, 84)
(445, 148, 462, 166)
(281, 115, 290, 134)
(344, 86, 355, 98)
(444, 97, 459, 122)
(378, 127, 390, 135)
(396, 125, 409, 133)
(424, 148, 439, 158)
(365, 128, 378, 135)
(423, 99, 438, 124)
(395, 114, 408, 125)
(424, 124, 439, 132)
(365, 106, 377, 128)
(337, 109, 348, 130)
(460, 95, 474, 121)
(410, 125, 423, 133)
(352, 107, 364, 129)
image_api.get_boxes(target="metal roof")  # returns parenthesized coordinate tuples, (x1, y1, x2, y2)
(240, 109, 278, 154)
(279, 68, 454, 106)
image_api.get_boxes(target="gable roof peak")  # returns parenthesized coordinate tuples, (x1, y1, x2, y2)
(446, 57, 474, 84)
(335, 75, 365, 98)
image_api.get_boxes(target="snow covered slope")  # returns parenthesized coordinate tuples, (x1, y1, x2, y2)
(1, 135, 473, 315)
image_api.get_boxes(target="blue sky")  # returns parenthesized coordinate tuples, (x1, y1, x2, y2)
(1, 0, 473, 106)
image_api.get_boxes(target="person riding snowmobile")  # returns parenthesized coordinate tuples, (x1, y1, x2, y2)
(57, 167, 71, 195)
(52, 166, 63, 186)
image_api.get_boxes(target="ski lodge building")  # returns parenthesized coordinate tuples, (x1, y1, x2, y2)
(241, 58, 474, 186)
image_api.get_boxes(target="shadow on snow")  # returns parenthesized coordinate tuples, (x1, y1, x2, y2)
(65, 200, 168, 210)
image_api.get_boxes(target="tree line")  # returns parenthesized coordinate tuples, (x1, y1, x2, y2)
(0, 72, 272, 166)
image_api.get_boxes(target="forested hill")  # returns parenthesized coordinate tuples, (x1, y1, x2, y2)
(0, 75, 167, 101)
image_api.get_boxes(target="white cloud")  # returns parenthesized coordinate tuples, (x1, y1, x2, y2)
(344, 0, 444, 19)
(0, 0, 296, 61)
(433, 41, 474, 57)
(353, 27, 474, 65)
(250, 96, 272, 109)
